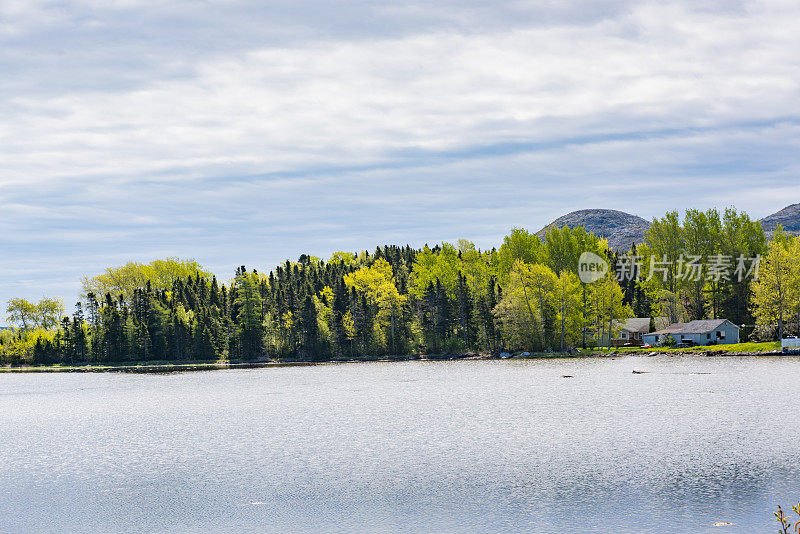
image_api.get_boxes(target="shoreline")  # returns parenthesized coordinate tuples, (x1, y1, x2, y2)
(0, 349, 791, 373)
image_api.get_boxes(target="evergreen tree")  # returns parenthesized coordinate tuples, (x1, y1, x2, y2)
(234, 268, 265, 361)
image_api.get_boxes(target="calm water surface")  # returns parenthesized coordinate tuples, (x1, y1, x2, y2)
(1, 356, 799, 533)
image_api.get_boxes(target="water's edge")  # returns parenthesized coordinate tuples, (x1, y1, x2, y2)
(0, 351, 786, 373)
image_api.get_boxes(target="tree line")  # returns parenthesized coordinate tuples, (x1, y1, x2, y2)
(1, 207, 797, 365)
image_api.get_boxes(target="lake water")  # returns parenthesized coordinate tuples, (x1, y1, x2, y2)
(1, 356, 799, 533)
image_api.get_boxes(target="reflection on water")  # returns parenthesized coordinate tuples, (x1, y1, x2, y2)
(1, 356, 799, 533)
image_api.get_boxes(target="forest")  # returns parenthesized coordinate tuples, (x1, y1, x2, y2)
(1, 207, 798, 366)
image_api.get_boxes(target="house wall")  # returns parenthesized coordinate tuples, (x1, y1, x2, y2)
(677, 322, 739, 345)
(642, 333, 662, 345)
(679, 333, 710, 346)
(717, 321, 740, 344)
(619, 331, 642, 340)
(618, 330, 645, 342)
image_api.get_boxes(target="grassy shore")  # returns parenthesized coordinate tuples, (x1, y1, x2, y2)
(0, 342, 789, 373)
(587, 341, 782, 355)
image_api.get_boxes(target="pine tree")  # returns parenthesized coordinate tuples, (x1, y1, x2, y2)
(422, 281, 438, 353)
(234, 268, 265, 361)
(332, 277, 349, 357)
(299, 295, 319, 359)
(456, 273, 473, 349)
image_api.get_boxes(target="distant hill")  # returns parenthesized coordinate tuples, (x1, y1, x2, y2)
(536, 209, 651, 251)
(537, 204, 800, 251)
(759, 203, 800, 238)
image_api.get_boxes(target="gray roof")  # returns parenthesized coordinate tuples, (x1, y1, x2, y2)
(646, 323, 688, 336)
(620, 318, 651, 333)
(653, 317, 670, 330)
(646, 319, 736, 336)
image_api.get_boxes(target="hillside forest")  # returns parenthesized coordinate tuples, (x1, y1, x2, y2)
(2, 207, 798, 365)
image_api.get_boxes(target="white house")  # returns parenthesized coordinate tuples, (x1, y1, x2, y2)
(642, 319, 740, 347)
(610, 317, 669, 346)
(616, 318, 651, 343)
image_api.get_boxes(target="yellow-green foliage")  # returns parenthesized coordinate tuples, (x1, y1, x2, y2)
(81, 257, 211, 299)
(0, 328, 55, 365)
(493, 262, 559, 349)
(494, 260, 631, 351)
(314, 286, 334, 343)
(329, 251, 357, 266)
(639, 208, 766, 322)
(345, 258, 407, 346)
(752, 231, 800, 338)
(410, 239, 495, 302)
(6, 297, 64, 330)
(411, 243, 463, 298)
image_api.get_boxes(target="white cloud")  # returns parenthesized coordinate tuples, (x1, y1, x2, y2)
(2, 1, 799, 189)
(1, 0, 800, 309)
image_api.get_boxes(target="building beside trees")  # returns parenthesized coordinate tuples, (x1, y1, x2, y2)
(642, 319, 740, 347)
(2, 207, 796, 365)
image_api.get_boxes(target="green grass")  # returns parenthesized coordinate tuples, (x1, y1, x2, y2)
(713, 341, 781, 353)
(598, 341, 781, 354)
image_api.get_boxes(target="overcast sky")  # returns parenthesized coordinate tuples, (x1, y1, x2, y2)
(2, 0, 799, 313)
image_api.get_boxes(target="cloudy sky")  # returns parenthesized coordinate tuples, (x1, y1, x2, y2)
(2, 0, 799, 312)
